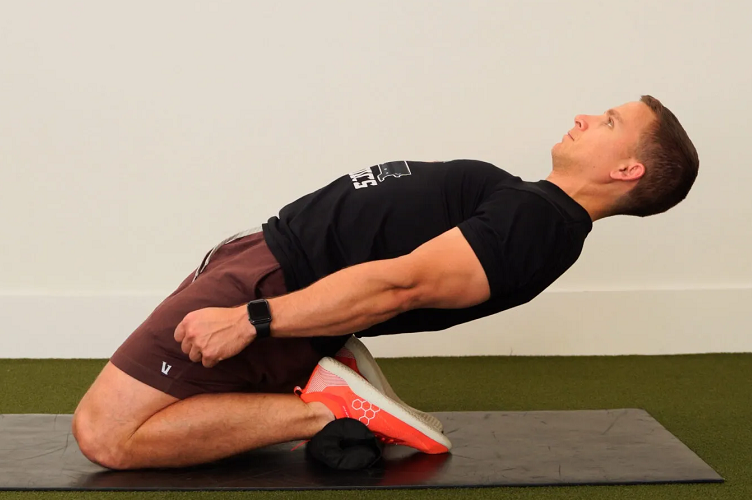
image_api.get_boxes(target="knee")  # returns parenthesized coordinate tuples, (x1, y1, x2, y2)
(72, 405, 131, 470)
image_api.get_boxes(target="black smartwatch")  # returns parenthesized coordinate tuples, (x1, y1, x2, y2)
(247, 299, 272, 339)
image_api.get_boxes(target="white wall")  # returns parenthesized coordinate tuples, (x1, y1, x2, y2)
(1, 1, 750, 358)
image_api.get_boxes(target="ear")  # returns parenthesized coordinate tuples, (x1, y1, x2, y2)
(610, 161, 645, 182)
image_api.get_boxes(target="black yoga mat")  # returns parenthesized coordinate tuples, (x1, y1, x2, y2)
(0, 409, 722, 490)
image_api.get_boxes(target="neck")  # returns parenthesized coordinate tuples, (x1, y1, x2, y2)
(545, 171, 609, 222)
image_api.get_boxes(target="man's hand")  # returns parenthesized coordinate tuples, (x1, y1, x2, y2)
(174, 305, 255, 368)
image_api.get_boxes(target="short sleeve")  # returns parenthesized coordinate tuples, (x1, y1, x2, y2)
(457, 190, 564, 299)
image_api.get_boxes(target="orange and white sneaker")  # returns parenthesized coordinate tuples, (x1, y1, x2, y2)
(334, 336, 444, 432)
(296, 357, 452, 454)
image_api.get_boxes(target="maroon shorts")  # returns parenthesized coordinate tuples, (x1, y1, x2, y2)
(110, 229, 347, 400)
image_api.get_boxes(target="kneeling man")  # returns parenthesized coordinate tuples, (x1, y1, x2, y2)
(72, 96, 698, 470)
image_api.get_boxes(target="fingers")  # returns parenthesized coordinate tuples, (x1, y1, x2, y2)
(176, 314, 196, 356)
(180, 337, 191, 355)
(172, 309, 235, 368)
(174, 318, 186, 343)
(200, 347, 225, 368)
(189, 345, 203, 363)
(189, 344, 218, 367)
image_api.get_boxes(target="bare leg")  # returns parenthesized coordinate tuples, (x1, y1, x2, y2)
(123, 393, 333, 468)
(73, 362, 333, 470)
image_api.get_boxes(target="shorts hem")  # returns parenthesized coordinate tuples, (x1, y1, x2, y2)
(109, 352, 204, 400)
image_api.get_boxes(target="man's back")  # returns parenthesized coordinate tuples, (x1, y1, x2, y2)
(263, 159, 593, 337)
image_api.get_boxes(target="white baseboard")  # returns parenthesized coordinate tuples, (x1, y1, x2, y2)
(1, 287, 750, 359)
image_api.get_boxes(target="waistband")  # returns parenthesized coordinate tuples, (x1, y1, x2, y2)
(192, 226, 262, 282)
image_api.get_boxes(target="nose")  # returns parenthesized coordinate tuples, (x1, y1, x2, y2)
(574, 114, 589, 131)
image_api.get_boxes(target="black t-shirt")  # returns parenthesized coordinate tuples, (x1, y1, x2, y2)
(262, 159, 592, 337)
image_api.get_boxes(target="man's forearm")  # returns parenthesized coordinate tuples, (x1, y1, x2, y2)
(265, 258, 418, 338)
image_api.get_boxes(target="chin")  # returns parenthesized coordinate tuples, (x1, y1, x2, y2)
(551, 154, 575, 173)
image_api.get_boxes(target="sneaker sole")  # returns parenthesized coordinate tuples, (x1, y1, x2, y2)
(318, 356, 452, 453)
(342, 337, 444, 432)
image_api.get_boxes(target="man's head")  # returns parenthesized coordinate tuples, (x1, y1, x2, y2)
(550, 95, 699, 217)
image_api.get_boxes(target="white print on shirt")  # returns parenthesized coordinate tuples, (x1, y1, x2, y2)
(349, 161, 412, 190)
(161, 362, 172, 376)
(349, 166, 377, 189)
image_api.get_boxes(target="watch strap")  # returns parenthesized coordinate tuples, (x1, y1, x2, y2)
(253, 319, 271, 339)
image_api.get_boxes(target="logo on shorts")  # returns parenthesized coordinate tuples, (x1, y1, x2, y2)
(161, 362, 172, 376)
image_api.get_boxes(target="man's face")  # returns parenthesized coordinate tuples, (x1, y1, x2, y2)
(551, 101, 655, 179)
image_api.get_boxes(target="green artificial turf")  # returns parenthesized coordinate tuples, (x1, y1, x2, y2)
(1, 353, 750, 500)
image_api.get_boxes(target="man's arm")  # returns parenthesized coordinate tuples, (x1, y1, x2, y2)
(266, 226, 492, 338)
(174, 226, 492, 367)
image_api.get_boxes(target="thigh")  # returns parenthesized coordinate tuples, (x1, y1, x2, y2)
(108, 230, 324, 400)
(74, 361, 178, 444)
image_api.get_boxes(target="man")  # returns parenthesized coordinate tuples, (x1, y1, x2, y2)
(71, 95, 699, 470)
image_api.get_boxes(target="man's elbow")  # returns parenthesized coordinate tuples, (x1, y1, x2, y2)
(380, 257, 425, 313)
(391, 267, 443, 312)
(390, 284, 423, 314)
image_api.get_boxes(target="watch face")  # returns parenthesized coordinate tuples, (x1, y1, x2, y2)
(248, 300, 272, 322)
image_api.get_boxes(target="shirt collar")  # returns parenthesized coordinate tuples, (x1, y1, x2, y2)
(533, 180, 593, 230)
